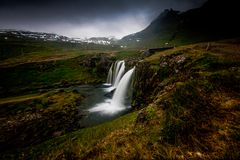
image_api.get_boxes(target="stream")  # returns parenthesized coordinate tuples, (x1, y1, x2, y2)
(68, 84, 132, 127)
(68, 61, 135, 127)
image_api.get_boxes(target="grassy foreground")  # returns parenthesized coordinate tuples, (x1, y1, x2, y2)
(0, 90, 84, 157)
(44, 40, 240, 159)
(1, 39, 240, 159)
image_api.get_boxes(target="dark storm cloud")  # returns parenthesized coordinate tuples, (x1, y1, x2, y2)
(0, 0, 207, 38)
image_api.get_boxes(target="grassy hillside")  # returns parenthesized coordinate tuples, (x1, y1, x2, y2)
(0, 90, 84, 158)
(0, 57, 106, 98)
(0, 39, 122, 65)
(120, 0, 240, 48)
(0, 38, 140, 97)
(0, 37, 143, 159)
(1, 39, 239, 159)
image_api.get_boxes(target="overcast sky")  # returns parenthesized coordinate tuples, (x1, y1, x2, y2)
(0, 0, 207, 38)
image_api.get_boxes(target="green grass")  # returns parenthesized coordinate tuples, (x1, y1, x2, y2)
(1, 39, 240, 159)
(0, 39, 142, 98)
(0, 38, 128, 68)
(114, 50, 141, 59)
(129, 40, 240, 159)
(0, 90, 84, 158)
(0, 93, 43, 105)
(0, 57, 106, 97)
(15, 112, 138, 160)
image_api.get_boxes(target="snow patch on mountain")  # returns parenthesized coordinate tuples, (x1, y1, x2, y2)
(0, 30, 118, 45)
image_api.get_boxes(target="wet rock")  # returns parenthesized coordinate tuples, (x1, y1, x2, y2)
(104, 89, 115, 98)
(80, 54, 112, 68)
(132, 53, 190, 109)
(78, 53, 113, 76)
(132, 62, 157, 109)
(125, 56, 143, 68)
(96, 54, 113, 73)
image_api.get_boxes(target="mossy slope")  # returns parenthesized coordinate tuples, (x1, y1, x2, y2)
(1, 39, 240, 159)
(66, 40, 240, 159)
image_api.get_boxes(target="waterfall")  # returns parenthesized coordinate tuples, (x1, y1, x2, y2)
(113, 61, 125, 87)
(111, 67, 135, 109)
(106, 60, 125, 87)
(106, 63, 113, 84)
(90, 64, 135, 114)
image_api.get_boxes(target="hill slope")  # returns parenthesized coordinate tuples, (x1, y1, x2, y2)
(120, 0, 240, 48)
(2, 39, 239, 159)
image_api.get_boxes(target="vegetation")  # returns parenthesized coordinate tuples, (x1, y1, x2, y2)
(130, 40, 240, 159)
(120, 0, 240, 48)
(0, 58, 104, 97)
(113, 50, 141, 59)
(0, 38, 122, 61)
(1, 38, 239, 159)
(1, 21, 240, 159)
(0, 37, 142, 159)
(0, 90, 84, 159)
(0, 38, 130, 97)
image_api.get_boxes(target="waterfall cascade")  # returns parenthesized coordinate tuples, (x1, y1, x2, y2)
(106, 60, 125, 87)
(113, 61, 125, 87)
(89, 60, 135, 114)
(106, 64, 113, 84)
(111, 67, 135, 108)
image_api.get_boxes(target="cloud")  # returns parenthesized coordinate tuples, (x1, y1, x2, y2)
(0, 0, 207, 38)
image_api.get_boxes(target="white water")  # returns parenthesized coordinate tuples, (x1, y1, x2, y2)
(106, 60, 125, 87)
(113, 61, 125, 87)
(106, 63, 113, 84)
(89, 65, 135, 114)
(111, 67, 135, 108)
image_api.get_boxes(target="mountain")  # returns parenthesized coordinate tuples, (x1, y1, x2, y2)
(120, 0, 240, 48)
(0, 30, 71, 42)
(0, 30, 117, 45)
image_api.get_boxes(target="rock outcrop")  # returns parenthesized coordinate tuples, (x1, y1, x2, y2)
(132, 53, 190, 109)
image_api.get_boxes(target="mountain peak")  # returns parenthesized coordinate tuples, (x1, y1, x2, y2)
(120, 0, 240, 48)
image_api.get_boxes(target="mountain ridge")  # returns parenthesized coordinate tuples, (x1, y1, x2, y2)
(120, 0, 240, 48)
(0, 29, 117, 45)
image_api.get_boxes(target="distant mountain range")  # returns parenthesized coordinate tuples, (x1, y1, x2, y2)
(120, 0, 240, 48)
(1, 0, 239, 48)
(0, 29, 117, 45)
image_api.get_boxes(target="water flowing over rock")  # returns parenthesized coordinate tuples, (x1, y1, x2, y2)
(113, 61, 125, 87)
(106, 60, 125, 87)
(111, 67, 135, 109)
(89, 62, 135, 114)
(106, 63, 113, 84)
